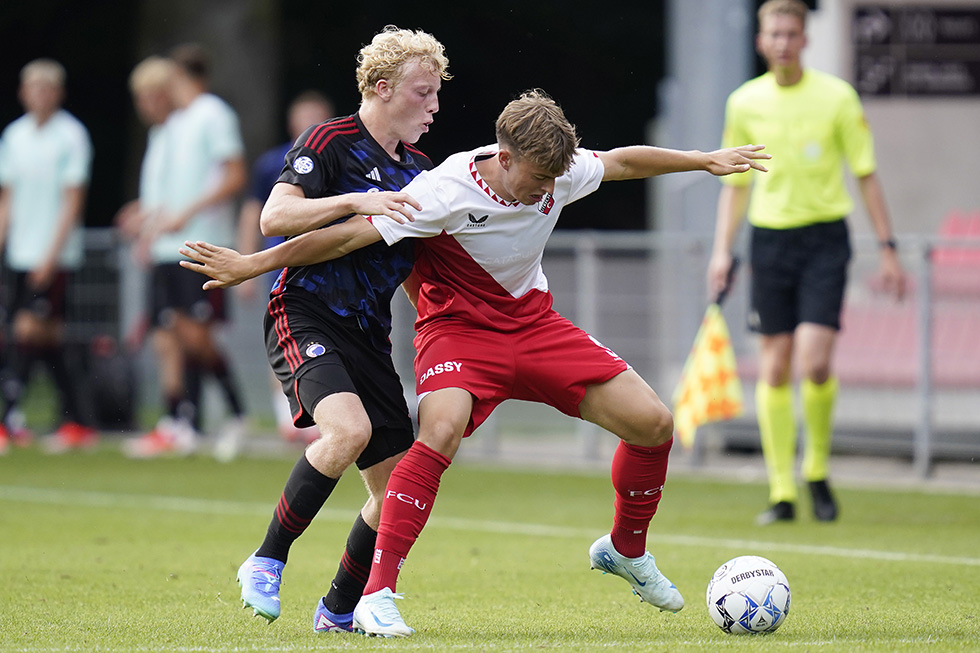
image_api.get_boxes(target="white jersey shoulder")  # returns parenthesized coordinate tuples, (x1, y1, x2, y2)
(372, 145, 604, 298)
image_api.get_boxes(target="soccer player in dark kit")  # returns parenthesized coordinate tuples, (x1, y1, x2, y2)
(232, 25, 450, 633)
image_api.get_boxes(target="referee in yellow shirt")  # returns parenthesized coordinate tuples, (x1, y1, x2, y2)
(708, 0, 906, 525)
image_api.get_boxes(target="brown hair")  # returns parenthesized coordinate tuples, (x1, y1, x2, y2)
(758, 0, 808, 29)
(170, 43, 210, 82)
(495, 89, 579, 177)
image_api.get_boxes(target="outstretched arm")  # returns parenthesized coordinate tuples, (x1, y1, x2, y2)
(260, 182, 421, 237)
(598, 144, 769, 181)
(179, 216, 383, 289)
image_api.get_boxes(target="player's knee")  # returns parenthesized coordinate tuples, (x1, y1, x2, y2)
(648, 404, 674, 445)
(320, 418, 372, 449)
(617, 401, 672, 447)
(804, 363, 832, 385)
(417, 419, 464, 459)
(306, 422, 370, 475)
(309, 409, 371, 453)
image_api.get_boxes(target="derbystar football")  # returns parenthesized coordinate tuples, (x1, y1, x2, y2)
(705, 555, 791, 634)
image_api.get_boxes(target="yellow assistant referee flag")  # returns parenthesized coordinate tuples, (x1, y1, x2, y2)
(672, 303, 743, 449)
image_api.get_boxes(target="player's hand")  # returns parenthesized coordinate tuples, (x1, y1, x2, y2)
(349, 191, 422, 224)
(178, 240, 254, 289)
(114, 200, 144, 239)
(705, 144, 770, 176)
(878, 248, 907, 301)
(27, 260, 57, 291)
(707, 251, 737, 302)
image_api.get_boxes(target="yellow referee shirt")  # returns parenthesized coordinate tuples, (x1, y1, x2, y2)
(720, 69, 877, 230)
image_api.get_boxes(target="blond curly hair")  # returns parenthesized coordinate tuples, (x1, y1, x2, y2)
(356, 25, 451, 99)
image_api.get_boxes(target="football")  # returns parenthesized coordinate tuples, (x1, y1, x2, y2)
(705, 555, 791, 634)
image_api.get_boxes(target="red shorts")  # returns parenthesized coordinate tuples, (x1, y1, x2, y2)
(413, 310, 629, 436)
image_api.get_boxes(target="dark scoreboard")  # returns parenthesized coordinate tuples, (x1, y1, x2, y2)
(853, 5, 980, 96)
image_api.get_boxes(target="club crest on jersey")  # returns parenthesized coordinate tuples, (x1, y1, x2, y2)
(466, 213, 489, 228)
(305, 342, 326, 358)
(292, 156, 314, 174)
(538, 193, 555, 215)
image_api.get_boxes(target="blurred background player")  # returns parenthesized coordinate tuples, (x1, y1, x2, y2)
(0, 58, 97, 454)
(122, 44, 248, 459)
(115, 55, 188, 452)
(707, 0, 906, 525)
(235, 90, 335, 450)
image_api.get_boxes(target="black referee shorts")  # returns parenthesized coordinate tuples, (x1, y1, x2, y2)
(748, 219, 851, 335)
(149, 262, 227, 328)
(264, 287, 414, 470)
(7, 270, 71, 320)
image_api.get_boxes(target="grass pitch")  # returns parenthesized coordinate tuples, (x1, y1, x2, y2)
(1, 442, 978, 652)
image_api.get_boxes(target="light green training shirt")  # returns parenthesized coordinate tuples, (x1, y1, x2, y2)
(139, 122, 170, 212)
(721, 69, 876, 230)
(151, 92, 243, 263)
(0, 109, 92, 270)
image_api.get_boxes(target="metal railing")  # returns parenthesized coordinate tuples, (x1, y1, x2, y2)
(63, 228, 980, 474)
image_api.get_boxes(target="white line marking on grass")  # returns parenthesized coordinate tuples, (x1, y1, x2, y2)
(4, 485, 979, 568)
(4, 638, 970, 652)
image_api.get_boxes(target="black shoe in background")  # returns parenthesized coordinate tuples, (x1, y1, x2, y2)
(808, 479, 839, 522)
(756, 501, 795, 526)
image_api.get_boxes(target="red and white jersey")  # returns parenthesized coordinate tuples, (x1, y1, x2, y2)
(369, 145, 604, 332)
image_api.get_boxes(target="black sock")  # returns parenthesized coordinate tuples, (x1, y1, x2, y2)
(40, 346, 84, 424)
(1, 344, 34, 424)
(256, 455, 338, 563)
(323, 513, 377, 615)
(181, 365, 202, 429)
(209, 355, 244, 417)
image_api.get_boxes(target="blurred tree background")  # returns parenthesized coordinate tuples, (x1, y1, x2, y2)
(0, 0, 664, 231)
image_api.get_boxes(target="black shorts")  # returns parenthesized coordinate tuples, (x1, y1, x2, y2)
(6, 270, 70, 321)
(149, 263, 227, 328)
(264, 287, 414, 470)
(748, 220, 851, 335)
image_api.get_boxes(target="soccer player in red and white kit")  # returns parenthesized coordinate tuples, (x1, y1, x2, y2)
(181, 89, 769, 636)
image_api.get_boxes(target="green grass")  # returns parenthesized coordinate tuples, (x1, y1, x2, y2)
(1, 444, 978, 651)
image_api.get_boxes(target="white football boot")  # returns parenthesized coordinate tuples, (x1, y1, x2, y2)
(589, 534, 685, 612)
(352, 588, 414, 637)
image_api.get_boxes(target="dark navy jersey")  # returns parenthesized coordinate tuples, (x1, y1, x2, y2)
(272, 112, 432, 352)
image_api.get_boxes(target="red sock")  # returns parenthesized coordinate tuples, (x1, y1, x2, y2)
(363, 441, 451, 594)
(609, 438, 672, 558)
